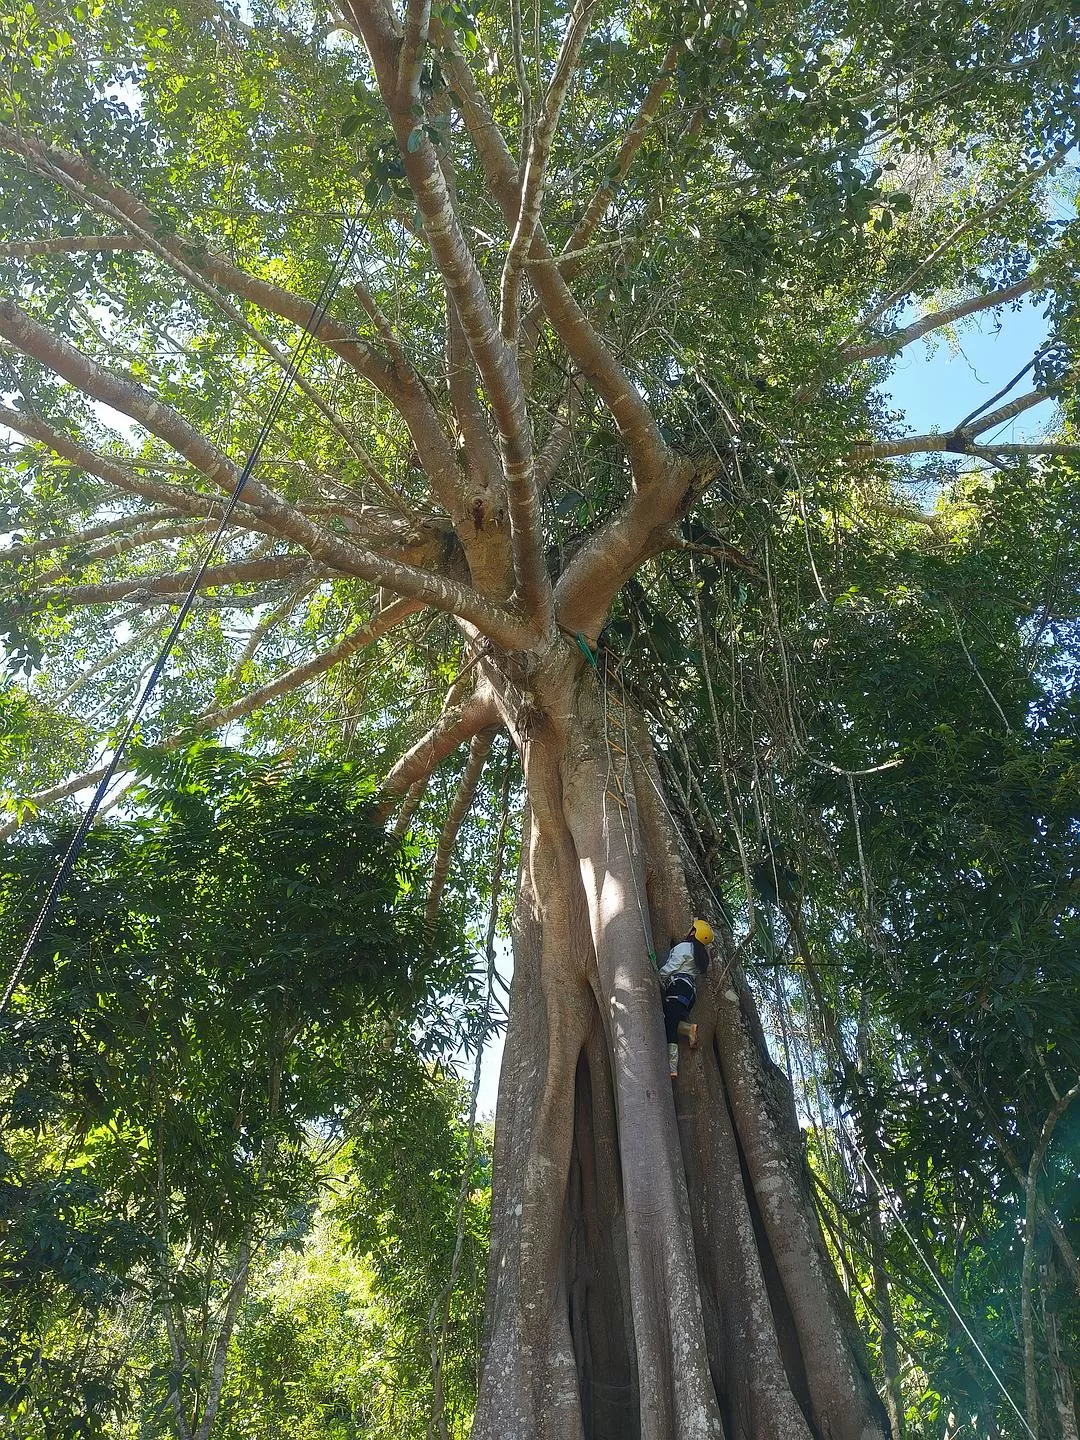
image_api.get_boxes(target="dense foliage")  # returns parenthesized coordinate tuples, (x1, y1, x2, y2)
(0, 746, 490, 1437)
(0, 0, 1077, 1433)
(634, 455, 1080, 1436)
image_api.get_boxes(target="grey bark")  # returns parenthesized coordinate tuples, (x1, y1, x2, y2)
(473, 669, 891, 1440)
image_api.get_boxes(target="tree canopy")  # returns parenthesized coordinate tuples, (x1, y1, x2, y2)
(0, 0, 1078, 1435)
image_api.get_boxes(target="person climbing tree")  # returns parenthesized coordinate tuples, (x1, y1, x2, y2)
(658, 919, 713, 1078)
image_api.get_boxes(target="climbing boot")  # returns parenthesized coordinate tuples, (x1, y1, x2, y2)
(678, 1021, 699, 1049)
(668, 1042, 679, 1079)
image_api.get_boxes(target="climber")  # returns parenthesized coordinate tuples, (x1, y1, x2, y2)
(658, 919, 713, 1079)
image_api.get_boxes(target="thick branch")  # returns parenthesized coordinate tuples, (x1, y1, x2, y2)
(33, 556, 317, 607)
(0, 234, 143, 258)
(346, 17, 551, 628)
(380, 688, 500, 800)
(841, 274, 1040, 364)
(440, 44, 668, 479)
(0, 507, 186, 560)
(425, 727, 495, 922)
(975, 441, 1080, 456)
(0, 125, 464, 513)
(559, 45, 680, 275)
(323, 29, 544, 617)
(0, 405, 283, 542)
(849, 386, 1062, 460)
(966, 386, 1060, 437)
(0, 599, 423, 840)
(121, 586, 301, 612)
(398, 0, 430, 95)
(0, 297, 242, 491)
(555, 453, 708, 639)
(28, 521, 212, 580)
(0, 320, 531, 644)
(852, 144, 1072, 337)
(189, 596, 425, 731)
(499, 0, 599, 340)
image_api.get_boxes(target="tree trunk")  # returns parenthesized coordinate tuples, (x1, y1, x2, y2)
(863, 1180, 905, 1440)
(1041, 1259, 1079, 1440)
(474, 670, 890, 1440)
(857, 1000, 905, 1440)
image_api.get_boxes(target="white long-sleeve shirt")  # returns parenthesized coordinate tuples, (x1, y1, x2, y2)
(659, 940, 698, 983)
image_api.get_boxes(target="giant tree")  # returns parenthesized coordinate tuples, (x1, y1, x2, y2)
(1, 0, 1077, 1434)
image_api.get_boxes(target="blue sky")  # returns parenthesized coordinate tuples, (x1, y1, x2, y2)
(881, 293, 1053, 443)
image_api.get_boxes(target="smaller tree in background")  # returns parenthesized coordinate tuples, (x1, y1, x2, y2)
(216, 1090, 490, 1440)
(0, 743, 490, 1439)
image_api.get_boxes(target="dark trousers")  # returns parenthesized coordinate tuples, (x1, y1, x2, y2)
(662, 976, 696, 1042)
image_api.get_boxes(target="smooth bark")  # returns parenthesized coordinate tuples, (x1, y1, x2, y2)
(472, 663, 890, 1440)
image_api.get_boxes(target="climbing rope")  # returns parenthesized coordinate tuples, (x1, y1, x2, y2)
(765, 936, 1037, 1437)
(1, 215, 364, 1019)
(853, 1138, 1038, 1440)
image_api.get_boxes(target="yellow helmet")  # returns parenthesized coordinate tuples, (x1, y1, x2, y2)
(690, 919, 714, 945)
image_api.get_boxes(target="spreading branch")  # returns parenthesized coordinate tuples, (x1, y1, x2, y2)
(0, 405, 285, 543)
(850, 144, 1072, 338)
(0, 125, 465, 514)
(345, 7, 553, 629)
(499, 0, 599, 341)
(0, 507, 189, 560)
(559, 44, 681, 276)
(0, 315, 533, 645)
(439, 43, 669, 480)
(0, 234, 143, 258)
(429, 39, 704, 633)
(850, 370, 1076, 461)
(8, 152, 402, 510)
(840, 273, 1042, 365)
(849, 399, 1062, 460)
(26, 521, 215, 581)
(0, 598, 423, 840)
(379, 686, 500, 802)
(31, 556, 318, 608)
(186, 596, 424, 732)
(425, 727, 495, 922)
